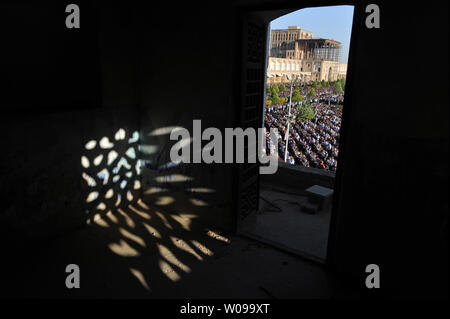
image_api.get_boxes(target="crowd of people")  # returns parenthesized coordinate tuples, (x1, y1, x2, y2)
(264, 84, 344, 172)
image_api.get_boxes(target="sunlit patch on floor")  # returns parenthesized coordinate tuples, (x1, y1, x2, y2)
(170, 214, 198, 231)
(81, 128, 224, 289)
(155, 211, 173, 230)
(128, 205, 151, 220)
(92, 213, 110, 228)
(171, 236, 203, 261)
(108, 239, 140, 257)
(155, 196, 175, 206)
(191, 240, 214, 256)
(159, 259, 181, 282)
(157, 243, 191, 274)
(117, 208, 136, 228)
(106, 210, 119, 224)
(137, 199, 150, 210)
(119, 227, 146, 247)
(129, 268, 151, 291)
(206, 229, 231, 244)
(142, 222, 162, 239)
(189, 198, 208, 206)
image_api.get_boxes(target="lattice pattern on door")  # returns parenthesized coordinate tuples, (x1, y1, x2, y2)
(247, 23, 264, 63)
(238, 20, 266, 221)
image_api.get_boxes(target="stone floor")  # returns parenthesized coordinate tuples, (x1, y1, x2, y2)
(241, 184, 332, 262)
(2, 198, 357, 299)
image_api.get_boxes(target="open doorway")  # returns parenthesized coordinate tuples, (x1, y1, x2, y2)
(240, 5, 354, 263)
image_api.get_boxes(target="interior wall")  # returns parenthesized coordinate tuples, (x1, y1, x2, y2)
(135, 2, 240, 233)
(327, 1, 449, 298)
(0, 1, 245, 243)
(0, 3, 141, 240)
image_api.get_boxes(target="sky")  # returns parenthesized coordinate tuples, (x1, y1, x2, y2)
(270, 5, 354, 63)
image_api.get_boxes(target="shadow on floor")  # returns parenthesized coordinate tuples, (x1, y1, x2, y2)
(241, 184, 332, 262)
(1, 195, 360, 299)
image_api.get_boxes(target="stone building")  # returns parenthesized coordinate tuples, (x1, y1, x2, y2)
(266, 57, 347, 84)
(300, 59, 340, 82)
(266, 57, 311, 83)
(337, 63, 347, 80)
(267, 26, 346, 84)
(269, 26, 314, 54)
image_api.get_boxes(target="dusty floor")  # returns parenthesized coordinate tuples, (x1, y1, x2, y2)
(3, 199, 357, 299)
(241, 185, 332, 262)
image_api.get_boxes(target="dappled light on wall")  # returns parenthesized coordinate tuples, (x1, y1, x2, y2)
(81, 128, 142, 226)
(79, 126, 229, 290)
(154, 175, 193, 183)
(189, 198, 209, 207)
(140, 125, 218, 209)
(148, 126, 184, 137)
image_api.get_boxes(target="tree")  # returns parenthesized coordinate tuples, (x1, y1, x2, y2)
(308, 88, 317, 98)
(265, 99, 272, 106)
(272, 83, 279, 93)
(280, 97, 286, 104)
(266, 86, 272, 95)
(292, 89, 303, 102)
(270, 91, 281, 105)
(312, 81, 318, 88)
(334, 81, 343, 93)
(279, 83, 286, 92)
(296, 100, 315, 121)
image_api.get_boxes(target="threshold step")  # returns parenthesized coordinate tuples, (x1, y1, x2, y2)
(305, 185, 334, 211)
(300, 202, 319, 214)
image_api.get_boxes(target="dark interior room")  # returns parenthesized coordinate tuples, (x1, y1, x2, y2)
(0, 0, 448, 304)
